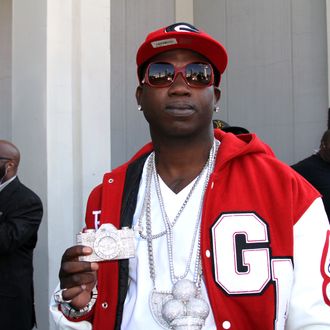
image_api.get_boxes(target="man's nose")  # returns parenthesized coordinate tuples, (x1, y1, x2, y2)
(168, 72, 191, 94)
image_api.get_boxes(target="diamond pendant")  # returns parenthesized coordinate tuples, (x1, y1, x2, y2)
(150, 289, 173, 329)
(150, 279, 210, 330)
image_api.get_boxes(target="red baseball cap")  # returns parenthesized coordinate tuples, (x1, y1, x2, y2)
(136, 22, 228, 86)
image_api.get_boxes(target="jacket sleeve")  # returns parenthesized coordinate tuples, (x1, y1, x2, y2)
(286, 197, 330, 329)
(50, 185, 103, 328)
(50, 284, 92, 330)
(0, 191, 42, 254)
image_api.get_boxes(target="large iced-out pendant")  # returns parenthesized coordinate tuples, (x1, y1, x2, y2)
(150, 290, 173, 328)
(150, 279, 210, 329)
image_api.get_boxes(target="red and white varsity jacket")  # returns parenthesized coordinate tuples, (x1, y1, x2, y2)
(51, 130, 330, 329)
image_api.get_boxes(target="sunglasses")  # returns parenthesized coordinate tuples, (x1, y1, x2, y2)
(142, 62, 214, 88)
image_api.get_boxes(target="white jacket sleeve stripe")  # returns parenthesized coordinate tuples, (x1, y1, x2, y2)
(287, 197, 330, 329)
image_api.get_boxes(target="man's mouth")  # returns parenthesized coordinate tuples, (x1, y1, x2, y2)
(165, 104, 195, 116)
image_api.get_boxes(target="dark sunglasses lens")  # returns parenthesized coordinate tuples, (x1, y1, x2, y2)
(185, 63, 212, 86)
(148, 63, 175, 86)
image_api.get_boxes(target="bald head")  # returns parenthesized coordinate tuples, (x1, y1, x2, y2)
(0, 140, 20, 179)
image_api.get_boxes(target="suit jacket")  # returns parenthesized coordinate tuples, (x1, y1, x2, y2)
(0, 177, 43, 330)
(292, 154, 330, 221)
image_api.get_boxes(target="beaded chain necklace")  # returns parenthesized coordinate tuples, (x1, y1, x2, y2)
(137, 139, 220, 329)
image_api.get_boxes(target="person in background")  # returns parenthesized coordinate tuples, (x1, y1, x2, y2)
(0, 140, 43, 330)
(292, 129, 330, 222)
(213, 119, 250, 135)
(51, 23, 330, 330)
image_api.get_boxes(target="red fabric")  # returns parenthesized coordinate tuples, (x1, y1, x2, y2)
(321, 230, 330, 306)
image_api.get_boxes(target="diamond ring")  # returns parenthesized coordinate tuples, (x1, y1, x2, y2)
(54, 288, 72, 304)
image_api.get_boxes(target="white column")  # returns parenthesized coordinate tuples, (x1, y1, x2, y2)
(47, 2, 111, 330)
(12, 1, 110, 329)
(47, 7, 77, 330)
(11, 0, 49, 329)
(80, 0, 111, 209)
(0, 0, 12, 138)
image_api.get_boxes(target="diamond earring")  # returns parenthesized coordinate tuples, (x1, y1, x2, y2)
(138, 105, 142, 111)
(214, 106, 220, 113)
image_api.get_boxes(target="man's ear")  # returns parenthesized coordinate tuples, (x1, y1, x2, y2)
(6, 160, 17, 175)
(7, 160, 14, 169)
(214, 87, 221, 104)
(136, 86, 143, 107)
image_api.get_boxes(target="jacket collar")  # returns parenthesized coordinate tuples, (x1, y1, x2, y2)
(0, 177, 20, 202)
(0, 175, 17, 193)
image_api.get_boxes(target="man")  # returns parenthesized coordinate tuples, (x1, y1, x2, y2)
(0, 140, 43, 330)
(213, 119, 250, 135)
(292, 129, 330, 221)
(213, 120, 250, 135)
(50, 23, 330, 329)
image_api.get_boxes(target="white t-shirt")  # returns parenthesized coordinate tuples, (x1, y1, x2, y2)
(121, 155, 216, 329)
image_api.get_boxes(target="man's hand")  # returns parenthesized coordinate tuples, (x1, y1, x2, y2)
(59, 245, 99, 309)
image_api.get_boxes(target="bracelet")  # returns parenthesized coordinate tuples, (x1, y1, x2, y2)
(54, 288, 72, 304)
(61, 286, 98, 319)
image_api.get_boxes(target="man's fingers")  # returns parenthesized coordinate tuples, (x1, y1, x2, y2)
(60, 261, 98, 277)
(61, 245, 93, 263)
(59, 245, 99, 293)
(61, 285, 87, 302)
(60, 267, 98, 288)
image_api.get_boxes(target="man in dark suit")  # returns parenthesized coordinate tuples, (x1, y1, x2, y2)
(0, 140, 43, 330)
(292, 129, 330, 222)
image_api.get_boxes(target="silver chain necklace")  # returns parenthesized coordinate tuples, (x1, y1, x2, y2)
(137, 154, 207, 240)
(141, 139, 219, 329)
(152, 149, 214, 284)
